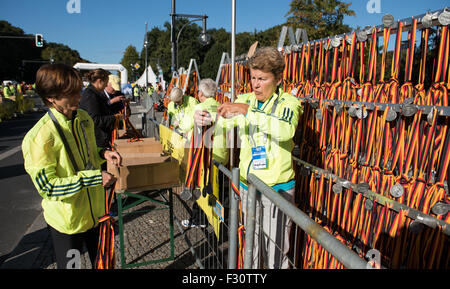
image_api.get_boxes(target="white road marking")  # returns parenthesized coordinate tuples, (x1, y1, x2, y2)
(0, 145, 22, 162)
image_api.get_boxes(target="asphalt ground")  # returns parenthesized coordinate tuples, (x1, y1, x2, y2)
(0, 110, 46, 265)
(0, 99, 227, 270)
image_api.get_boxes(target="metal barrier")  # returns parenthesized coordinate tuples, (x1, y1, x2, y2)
(243, 173, 369, 269)
(149, 117, 372, 269)
(168, 159, 234, 269)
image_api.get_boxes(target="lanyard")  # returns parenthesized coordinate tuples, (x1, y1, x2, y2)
(48, 109, 80, 173)
(415, 27, 430, 105)
(248, 94, 280, 147)
(400, 19, 418, 102)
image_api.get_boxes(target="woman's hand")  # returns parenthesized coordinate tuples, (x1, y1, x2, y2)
(194, 110, 212, 126)
(114, 113, 124, 121)
(104, 150, 122, 167)
(217, 103, 249, 118)
(101, 171, 116, 187)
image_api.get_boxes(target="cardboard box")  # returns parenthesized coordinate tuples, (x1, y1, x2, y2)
(108, 137, 180, 192)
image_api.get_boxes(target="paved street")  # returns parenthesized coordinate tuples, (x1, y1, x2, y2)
(0, 110, 45, 265)
(0, 100, 226, 269)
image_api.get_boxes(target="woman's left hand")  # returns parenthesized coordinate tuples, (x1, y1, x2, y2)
(104, 150, 122, 167)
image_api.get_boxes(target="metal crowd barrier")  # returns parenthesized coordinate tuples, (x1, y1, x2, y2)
(243, 173, 369, 269)
(148, 116, 371, 269)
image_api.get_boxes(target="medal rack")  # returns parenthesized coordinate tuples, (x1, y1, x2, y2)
(164, 5, 450, 269)
(280, 7, 450, 54)
(298, 96, 450, 117)
(292, 155, 450, 236)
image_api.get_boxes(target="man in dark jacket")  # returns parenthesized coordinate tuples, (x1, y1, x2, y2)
(104, 74, 126, 114)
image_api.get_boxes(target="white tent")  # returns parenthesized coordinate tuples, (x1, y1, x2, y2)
(136, 65, 165, 89)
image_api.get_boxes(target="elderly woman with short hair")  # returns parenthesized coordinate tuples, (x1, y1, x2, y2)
(215, 46, 303, 269)
(22, 63, 122, 269)
(166, 87, 199, 132)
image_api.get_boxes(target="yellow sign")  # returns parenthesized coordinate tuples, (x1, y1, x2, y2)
(158, 124, 222, 239)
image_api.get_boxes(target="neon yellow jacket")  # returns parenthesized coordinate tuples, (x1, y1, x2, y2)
(22, 108, 107, 234)
(167, 95, 199, 133)
(3, 86, 12, 98)
(180, 97, 229, 165)
(179, 97, 219, 133)
(221, 88, 303, 188)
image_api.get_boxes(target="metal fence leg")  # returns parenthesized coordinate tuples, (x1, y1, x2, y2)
(243, 183, 257, 269)
(117, 191, 125, 268)
(228, 168, 240, 269)
(168, 188, 175, 260)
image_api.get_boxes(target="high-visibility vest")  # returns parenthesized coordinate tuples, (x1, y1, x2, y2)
(22, 108, 107, 234)
(222, 88, 303, 188)
(3, 86, 11, 98)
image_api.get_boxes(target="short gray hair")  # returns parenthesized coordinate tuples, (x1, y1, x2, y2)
(170, 87, 183, 102)
(198, 78, 217, 98)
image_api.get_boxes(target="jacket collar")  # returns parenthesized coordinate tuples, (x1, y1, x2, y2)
(49, 107, 78, 125)
(250, 86, 284, 112)
(86, 84, 106, 98)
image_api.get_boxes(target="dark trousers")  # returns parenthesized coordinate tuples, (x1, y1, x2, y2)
(48, 224, 100, 269)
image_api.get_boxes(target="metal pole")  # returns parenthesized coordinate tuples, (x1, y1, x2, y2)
(145, 22, 148, 91)
(176, 19, 202, 71)
(171, 0, 176, 73)
(229, 0, 236, 169)
(228, 167, 240, 269)
(243, 183, 257, 269)
(246, 174, 368, 269)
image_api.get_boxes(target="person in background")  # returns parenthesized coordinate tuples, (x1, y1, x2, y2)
(103, 74, 126, 114)
(217, 46, 303, 269)
(3, 83, 12, 99)
(147, 83, 154, 96)
(133, 85, 140, 102)
(79, 69, 123, 159)
(180, 78, 228, 228)
(166, 87, 198, 133)
(22, 63, 122, 269)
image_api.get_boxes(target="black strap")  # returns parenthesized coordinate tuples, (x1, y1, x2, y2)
(48, 109, 80, 172)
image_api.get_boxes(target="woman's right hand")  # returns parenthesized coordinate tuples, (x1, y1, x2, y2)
(101, 171, 116, 188)
(114, 113, 124, 121)
(194, 110, 212, 126)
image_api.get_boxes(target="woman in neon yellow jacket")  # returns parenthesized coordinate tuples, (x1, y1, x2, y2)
(22, 64, 122, 269)
(216, 47, 303, 269)
(167, 87, 199, 133)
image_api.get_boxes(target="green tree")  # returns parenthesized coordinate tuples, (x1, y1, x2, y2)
(0, 20, 87, 82)
(120, 45, 142, 81)
(0, 20, 42, 82)
(286, 0, 355, 40)
(41, 42, 87, 66)
(143, 25, 171, 81)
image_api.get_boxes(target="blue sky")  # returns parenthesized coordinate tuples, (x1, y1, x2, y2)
(0, 0, 448, 65)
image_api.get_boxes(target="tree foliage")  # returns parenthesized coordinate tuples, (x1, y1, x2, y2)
(41, 43, 85, 66)
(286, 0, 355, 40)
(139, 20, 285, 81)
(120, 45, 143, 81)
(0, 20, 87, 83)
(135, 1, 356, 82)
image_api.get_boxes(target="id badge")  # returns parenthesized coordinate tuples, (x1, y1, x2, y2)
(252, 146, 267, 170)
